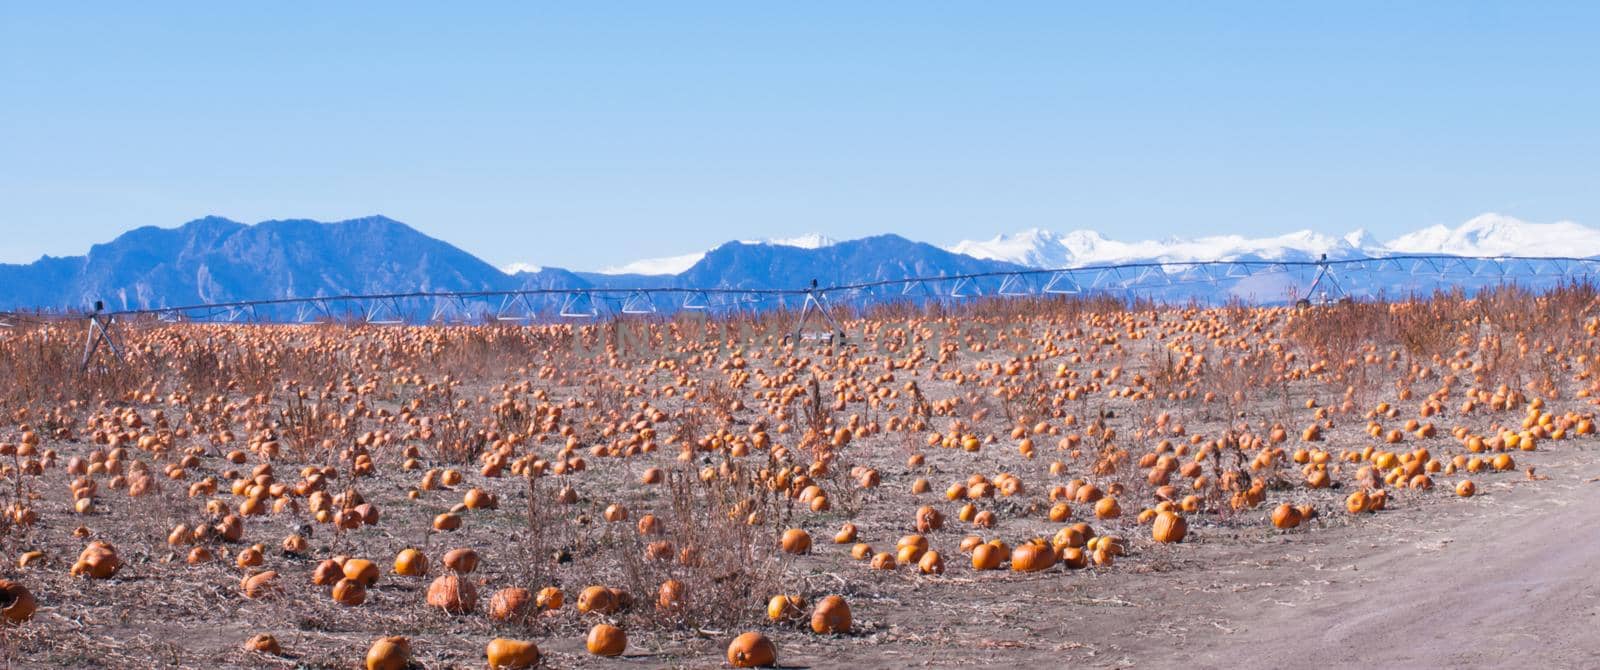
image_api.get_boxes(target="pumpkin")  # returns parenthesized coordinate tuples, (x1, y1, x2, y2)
(240, 570, 280, 599)
(727, 631, 778, 668)
(577, 585, 618, 614)
(486, 638, 541, 669)
(1151, 510, 1187, 543)
(1010, 542, 1057, 572)
(393, 548, 428, 576)
(1368, 489, 1388, 511)
(243, 633, 281, 655)
(810, 594, 852, 634)
(1456, 480, 1476, 497)
(332, 577, 367, 606)
(603, 504, 629, 522)
(767, 594, 806, 622)
(366, 636, 411, 670)
(870, 551, 897, 570)
(463, 487, 498, 510)
(488, 587, 533, 621)
(312, 559, 343, 585)
(425, 574, 478, 614)
(915, 505, 945, 532)
(186, 546, 214, 565)
(917, 550, 946, 574)
(281, 534, 308, 555)
(1270, 503, 1302, 529)
(1051, 526, 1086, 549)
(0, 579, 36, 624)
(586, 623, 627, 656)
(70, 541, 121, 579)
(1345, 490, 1371, 514)
(236, 545, 264, 568)
(536, 586, 564, 611)
(1059, 546, 1089, 569)
(970, 542, 1004, 570)
(442, 547, 480, 573)
(343, 558, 380, 587)
(779, 528, 812, 554)
(834, 522, 858, 543)
(657, 578, 687, 610)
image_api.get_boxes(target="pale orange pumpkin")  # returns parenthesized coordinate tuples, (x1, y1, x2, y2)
(425, 574, 477, 614)
(488, 587, 533, 621)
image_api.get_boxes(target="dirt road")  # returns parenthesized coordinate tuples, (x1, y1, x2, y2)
(1184, 450, 1600, 670)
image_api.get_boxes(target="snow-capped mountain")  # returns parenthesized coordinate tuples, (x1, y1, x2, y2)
(945, 214, 1594, 269)
(595, 233, 839, 275)
(1385, 213, 1600, 258)
(499, 262, 544, 274)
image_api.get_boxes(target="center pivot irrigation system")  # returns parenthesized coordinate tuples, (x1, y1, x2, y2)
(0, 254, 1595, 371)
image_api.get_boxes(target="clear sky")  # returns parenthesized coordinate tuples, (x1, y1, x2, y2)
(3, 3, 1598, 271)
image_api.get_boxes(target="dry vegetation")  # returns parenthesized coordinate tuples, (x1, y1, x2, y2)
(1, 282, 1598, 668)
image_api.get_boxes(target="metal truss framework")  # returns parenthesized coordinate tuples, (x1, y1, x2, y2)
(7, 254, 1596, 327)
(2, 254, 1596, 367)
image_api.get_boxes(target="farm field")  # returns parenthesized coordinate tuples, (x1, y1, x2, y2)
(1, 286, 1598, 669)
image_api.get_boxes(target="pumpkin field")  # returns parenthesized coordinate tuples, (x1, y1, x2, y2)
(2, 284, 1599, 668)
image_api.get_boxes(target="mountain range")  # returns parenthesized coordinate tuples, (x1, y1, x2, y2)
(945, 213, 1600, 267)
(1, 213, 1595, 313)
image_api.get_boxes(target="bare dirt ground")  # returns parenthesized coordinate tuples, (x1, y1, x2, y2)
(1, 293, 1597, 669)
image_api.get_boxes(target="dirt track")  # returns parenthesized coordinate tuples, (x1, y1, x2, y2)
(1187, 448, 1600, 670)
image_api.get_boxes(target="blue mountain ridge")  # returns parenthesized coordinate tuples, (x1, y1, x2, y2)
(0, 216, 1025, 312)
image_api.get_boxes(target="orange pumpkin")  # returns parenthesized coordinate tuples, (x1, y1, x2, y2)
(727, 631, 778, 668)
(1270, 503, 1302, 529)
(342, 558, 380, 587)
(486, 638, 541, 669)
(779, 528, 812, 554)
(970, 542, 1004, 570)
(1010, 542, 1057, 572)
(332, 578, 367, 606)
(366, 636, 411, 670)
(767, 594, 806, 622)
(577, 585, 619, 614)
(243, 633, 281, 655)
(1151, 510, 1188, 543)
(586, 623, 627, 656)
(393, 548, 428, 576)
(536, 586, 564, 611)
(810, 595, 852, 634)
(0, 579, 37, 624)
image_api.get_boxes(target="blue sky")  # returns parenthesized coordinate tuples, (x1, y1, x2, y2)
(3, 3, 1598, 270)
